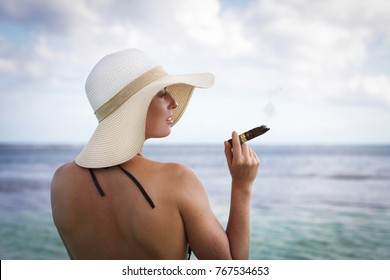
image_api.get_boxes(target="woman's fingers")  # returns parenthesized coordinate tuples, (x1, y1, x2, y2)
(241, 142, 250, 160)
(231, 131, 242, 162)
(224, 131, 260, 185)
(224, 141, 233, 167)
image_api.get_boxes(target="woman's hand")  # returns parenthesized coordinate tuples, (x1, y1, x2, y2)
(224, 131, 260, 188)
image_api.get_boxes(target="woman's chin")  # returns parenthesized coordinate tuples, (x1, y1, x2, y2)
(145, 129, 171, 140)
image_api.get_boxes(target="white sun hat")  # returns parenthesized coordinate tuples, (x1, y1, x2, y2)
(75, 48, 214, 168)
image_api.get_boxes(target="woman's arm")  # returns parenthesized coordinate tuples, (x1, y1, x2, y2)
(178, 131, 259, 259)
(224, 131, 259, 259)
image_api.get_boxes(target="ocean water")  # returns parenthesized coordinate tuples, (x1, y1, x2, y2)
(0, 144, 389, 260)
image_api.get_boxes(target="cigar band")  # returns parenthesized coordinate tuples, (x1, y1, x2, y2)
(240, 133, 248, 143)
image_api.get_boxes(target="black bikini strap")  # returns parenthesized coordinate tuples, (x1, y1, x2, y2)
(118, 166, 155, 209)
(188, 246, 192, 260)
(89, 169, 105, 197)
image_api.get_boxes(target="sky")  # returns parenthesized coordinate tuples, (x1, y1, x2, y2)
(0, 0, 390, 145)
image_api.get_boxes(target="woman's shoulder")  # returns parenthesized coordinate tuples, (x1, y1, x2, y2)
(157, 162, 198, 181)
(143, 159, 203, 190)
(53, 161, 80, 178)
(154, 162, 210, 214)
(51, 161, 85, 190)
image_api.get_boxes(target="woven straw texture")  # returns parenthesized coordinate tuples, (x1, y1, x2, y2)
(76, 49, 214, 168)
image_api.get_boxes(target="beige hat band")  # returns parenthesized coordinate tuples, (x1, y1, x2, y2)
(95, 65, 167, 122)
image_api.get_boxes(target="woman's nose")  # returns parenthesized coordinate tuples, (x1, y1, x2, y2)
(168, 93, 178, 109)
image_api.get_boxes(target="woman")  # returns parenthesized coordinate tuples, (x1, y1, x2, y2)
(51, 49, 259, 259)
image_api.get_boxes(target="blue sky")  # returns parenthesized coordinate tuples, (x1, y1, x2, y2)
(1, 0, 390, 145)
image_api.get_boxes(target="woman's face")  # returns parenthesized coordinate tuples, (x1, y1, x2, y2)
(145, 87, 178, 139)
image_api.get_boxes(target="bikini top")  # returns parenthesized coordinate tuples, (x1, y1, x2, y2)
(88, 165, 192, 259)
(89, 165, 155, 208)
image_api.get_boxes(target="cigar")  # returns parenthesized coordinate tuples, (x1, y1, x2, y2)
(227, 125, 270, 145)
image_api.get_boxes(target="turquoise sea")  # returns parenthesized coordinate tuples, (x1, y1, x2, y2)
(0, 144, 389, 259)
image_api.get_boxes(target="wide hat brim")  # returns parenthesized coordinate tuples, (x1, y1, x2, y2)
(75, 72, 213, 168)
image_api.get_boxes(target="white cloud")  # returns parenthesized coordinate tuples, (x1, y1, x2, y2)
(0, 57, 17, 73)
(235, 0, 390, 106)
(174, 0, 255, 57)
(362, 75, 390, 105)
(0, 0, 390, 144)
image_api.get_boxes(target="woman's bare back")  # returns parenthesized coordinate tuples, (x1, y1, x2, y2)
(51, 156, 191, 259)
